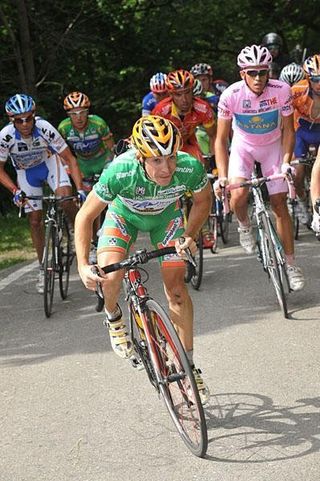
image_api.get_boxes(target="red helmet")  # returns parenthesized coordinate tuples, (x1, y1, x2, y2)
(166, 69, 194, 91)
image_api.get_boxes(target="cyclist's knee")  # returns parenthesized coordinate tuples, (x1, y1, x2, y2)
(164, 278, 189, 305)
(270, 195, 288, 217)
(28, 210, 43, 229)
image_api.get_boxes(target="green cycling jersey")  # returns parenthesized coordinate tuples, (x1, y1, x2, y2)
(58, 114, 113, 177)
(93, 148, 208, 217)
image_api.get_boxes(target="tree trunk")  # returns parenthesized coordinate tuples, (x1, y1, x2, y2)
(16, 0, 37, 97)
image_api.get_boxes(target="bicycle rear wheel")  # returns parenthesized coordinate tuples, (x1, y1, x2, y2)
(144, 299, 208, 457)
(259, 213, 288, 318)
(191, 233, 203, 290)
(58, 213, 72, 299)
(43, 222, 56, 317)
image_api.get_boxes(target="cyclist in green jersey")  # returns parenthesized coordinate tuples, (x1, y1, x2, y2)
(59, 91, 115, 262)
(75, 115, 213, 403)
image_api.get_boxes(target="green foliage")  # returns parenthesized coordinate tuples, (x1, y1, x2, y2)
(0, 210, 34, 269)
(0, 0, 319, 138)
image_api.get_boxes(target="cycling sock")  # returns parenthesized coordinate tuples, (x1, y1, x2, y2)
(105, 304, 122, 321)
(238, 219, 251, 229)
(286, 254, 295, 266)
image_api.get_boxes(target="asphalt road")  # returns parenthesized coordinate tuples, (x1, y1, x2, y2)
(1, 223, 320, 481)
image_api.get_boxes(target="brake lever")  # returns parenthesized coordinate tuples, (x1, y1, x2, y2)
(179, 236, 197, 267)
(90, 265, 104, 299)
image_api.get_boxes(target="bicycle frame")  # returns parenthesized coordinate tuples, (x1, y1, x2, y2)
(96, 246, 208, 457)
(223, 172, 293, 317)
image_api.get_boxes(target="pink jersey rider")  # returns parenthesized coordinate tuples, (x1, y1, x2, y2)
(218, 79, 294, 195)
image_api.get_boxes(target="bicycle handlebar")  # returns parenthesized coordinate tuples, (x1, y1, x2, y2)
(222, 173, 295, 214)
(290, 158, 315, 166)
(100, 246, 177, 274)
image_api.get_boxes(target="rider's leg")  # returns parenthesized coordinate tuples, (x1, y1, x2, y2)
(28, 209, 45, 263)
(161, 265, 193, 352)
(269, 192, 294, 256)
(96, 207, 137, 358)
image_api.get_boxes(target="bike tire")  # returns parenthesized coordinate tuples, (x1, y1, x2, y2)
(43, 222, 56, 318)
(58, 214, 71, 299)
(207, 209, 218, 254)
(219, 212, 232, 244)
(143, 299, 208, 457)
(289, 201, 299, 240)
(259, 213, 288, 318)
(191, 233, 203, 290)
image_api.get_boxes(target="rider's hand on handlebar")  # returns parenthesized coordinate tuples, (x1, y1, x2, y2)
(213, 177, 228, 198)
(175, 236, 197, 257)
(12, 188, 26, 207)
(281, 163, 296, 178)
(78, 263, 105, 291)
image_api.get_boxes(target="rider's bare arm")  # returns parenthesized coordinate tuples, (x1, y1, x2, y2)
(311, 154, 320, 204)
(75, 191, 106, 287)
(59, 147, 83, 191)
(215, 117, 231, 179)
(185, 182, 212, 240)
(204, 123, 217, 155)
(281, 113, 295, 164)
(0, 161, 18, 193)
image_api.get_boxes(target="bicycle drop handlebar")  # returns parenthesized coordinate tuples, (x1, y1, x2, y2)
(221, 173, 295, 215)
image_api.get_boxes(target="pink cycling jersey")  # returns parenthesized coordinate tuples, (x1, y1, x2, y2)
(218, 79, 293, 145)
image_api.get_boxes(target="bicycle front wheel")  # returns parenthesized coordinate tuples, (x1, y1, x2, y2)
(58, 214, 71, 299)
(144, 299, 208, 457)
(191, 233, 203, 290)
(219, 212, 232, 244)
(43, 222, 56, 317)
(259, 213, 288, 318)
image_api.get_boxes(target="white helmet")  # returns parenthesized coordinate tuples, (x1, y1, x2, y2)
(279, 63, 305, 86)
(237, 44, 273, 69)
(192, 78, 203, 96)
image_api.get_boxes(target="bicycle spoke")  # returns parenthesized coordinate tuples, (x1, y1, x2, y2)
(145, 300, 207, 457)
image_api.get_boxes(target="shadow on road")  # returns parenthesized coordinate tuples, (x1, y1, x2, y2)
(204, 392, 320, 463)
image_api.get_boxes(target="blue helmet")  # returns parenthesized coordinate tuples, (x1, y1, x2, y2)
(5, 94, 35, 116)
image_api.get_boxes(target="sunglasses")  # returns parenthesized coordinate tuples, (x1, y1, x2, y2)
(310, 76, 320, 84)
(245, 69, 269, 78)
(68, 109, 88, 117)
(13, 114, 34, 124)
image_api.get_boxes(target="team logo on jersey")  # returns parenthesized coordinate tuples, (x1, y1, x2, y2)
(136, 186, 145, 196)
(243, 100, 251, 108)
(32, 139, 41, 147)
(17, 142, 28, 152)
(260, 97, 277, 108)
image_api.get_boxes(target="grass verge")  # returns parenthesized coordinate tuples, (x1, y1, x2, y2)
(0, 210, 35, 270)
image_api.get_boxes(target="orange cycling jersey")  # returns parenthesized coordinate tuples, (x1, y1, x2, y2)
(291, 79, 320, 130)
(152, 97, 215, 161)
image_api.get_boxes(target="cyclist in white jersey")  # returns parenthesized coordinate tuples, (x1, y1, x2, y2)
(215, 45, 305, 291)
(0, 94, 85, 293)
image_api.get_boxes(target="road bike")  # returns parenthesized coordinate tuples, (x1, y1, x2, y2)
(289, 147, 317, 239)
(207, 172, 232, 251)
(224, 173, 294, 318)
(181, 194, 204, 290)
(22, 194, 75, 317)
(94, 246, 208, 457)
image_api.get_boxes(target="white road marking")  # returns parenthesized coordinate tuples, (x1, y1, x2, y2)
(0, 260, 38, 291)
